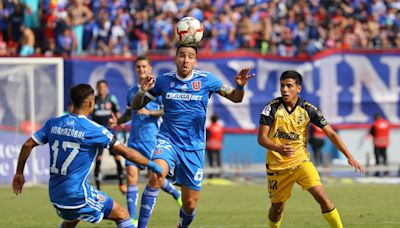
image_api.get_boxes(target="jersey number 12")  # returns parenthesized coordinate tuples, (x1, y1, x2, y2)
(50, 140, 80, 175)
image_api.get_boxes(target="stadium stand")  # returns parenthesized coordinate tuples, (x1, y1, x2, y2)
(0, 0, 399, 57)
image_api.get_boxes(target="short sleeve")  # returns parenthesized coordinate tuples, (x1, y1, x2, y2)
(32, 121, 49, 145)
(259, 101, 278, 126)
(207, 73, 223, 94)
(306, 103, 329, 129)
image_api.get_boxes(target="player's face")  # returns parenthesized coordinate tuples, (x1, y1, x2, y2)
(135, 60, 152, 81)
(280, 78, 301, 104)
(96, 82, 108, 96)
(175, 47, 197, 78)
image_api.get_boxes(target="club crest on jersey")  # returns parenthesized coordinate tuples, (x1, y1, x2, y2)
(155, 148, 163, 155)
(97, 194, 106, 202)
(170, 82, 175, 88)
(191, 81, 201, 91)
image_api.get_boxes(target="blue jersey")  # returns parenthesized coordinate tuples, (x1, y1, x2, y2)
(126, 85, 162, 143)
(147, 70, 223, 151)
(32, 114, 115, 209)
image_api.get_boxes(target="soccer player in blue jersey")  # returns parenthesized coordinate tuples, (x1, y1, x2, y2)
(131, 44, 255, 227)
(12, 84, 162, 228)
(109, 56, 182, 224)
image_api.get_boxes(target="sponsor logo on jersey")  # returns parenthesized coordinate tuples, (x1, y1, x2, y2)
(191, 81, 201, 91)
(273, 128, 300, 140)
(166, 92, 202, 101)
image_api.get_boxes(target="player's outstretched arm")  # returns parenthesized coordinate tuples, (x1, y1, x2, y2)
(322, 125, 365, 174)
(220, 67, 255, 103)
(131, 75, 155, 110)
(112, 143, 162, 175)
(12, 138, 39, 195)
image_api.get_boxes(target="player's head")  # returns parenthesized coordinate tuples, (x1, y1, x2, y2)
(96, 79, 109, 97)
(175, 44, 198, 78)
(211, 114, 219, 123)
(70, 84, 95, 113)
(280, 70, 302, 103)
(134, 55, 152, 81)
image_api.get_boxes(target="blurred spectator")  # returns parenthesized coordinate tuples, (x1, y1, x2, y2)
(369, 113, 390, 177)
(67, 0, 93, 54)
(309, 124, 326, 167)
(56, 27, 76, 56)
(206, 114, 224, 178)
(19, 24, 35, 56)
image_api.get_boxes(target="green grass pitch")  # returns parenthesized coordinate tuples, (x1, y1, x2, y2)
(1, 182, 400, 227)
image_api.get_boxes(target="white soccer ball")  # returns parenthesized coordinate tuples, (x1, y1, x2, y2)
(175, 17, 204, 45)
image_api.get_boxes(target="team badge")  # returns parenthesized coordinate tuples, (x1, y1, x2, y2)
(97, 194, 106, 202)
(262, 105, 271, 116)
(170, 82, 175, 88)
(297, 115, 303, 124)
(191, 81, 201, 91)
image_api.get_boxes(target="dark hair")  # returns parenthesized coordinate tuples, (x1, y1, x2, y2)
(70, 84, 94, 108)
(176, 44, 198, 56)
(280, 70, 302, 85)
(211, 114, 219, 123)
(96, 79, 108, 87)
(135, 55, 151, 65)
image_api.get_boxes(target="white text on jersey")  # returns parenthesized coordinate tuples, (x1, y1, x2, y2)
(51, 126, 85, 139)
(166, 92, 202, 101)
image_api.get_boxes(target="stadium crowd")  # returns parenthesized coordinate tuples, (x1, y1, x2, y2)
(0, 0, 399, 57)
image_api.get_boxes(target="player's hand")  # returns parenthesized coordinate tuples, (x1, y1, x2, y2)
(12, 173, 25, 195)
(235, 67, 255, 87)
(347, 157, 365, 174)
(108, 113, 117, 129)
(279, 144, 295, 157)
(147, 161, 163, 176)
(141, 74, 156, 91)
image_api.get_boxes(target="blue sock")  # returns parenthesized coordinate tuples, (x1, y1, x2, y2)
(138, 185, 160, 228)
(117, 218, 135, 228)
(126, 185, 139, 219)
(161, 179, 180, 200)
(178, 208, 195, 228)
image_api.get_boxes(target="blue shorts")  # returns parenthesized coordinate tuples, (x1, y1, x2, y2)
(54, 186, 114, 223)
(126, 141, 156, 169)
(152, 138, 204, 191)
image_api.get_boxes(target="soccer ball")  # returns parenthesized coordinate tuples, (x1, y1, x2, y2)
(175, 17, 204, 45)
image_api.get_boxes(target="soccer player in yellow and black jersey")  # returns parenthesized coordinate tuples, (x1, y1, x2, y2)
(258, 70, 364, 228)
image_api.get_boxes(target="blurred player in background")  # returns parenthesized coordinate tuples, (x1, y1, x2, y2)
(92, 80, 126, 193)
(12, 84, 162, 228)
(309, 124, 326, 166)
(369, 113, 390, 177)
(258, 70, 364, 228)
(109, 56, 182, 224)
(131, 44, 255, 228)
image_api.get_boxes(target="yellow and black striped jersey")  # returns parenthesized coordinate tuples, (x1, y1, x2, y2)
(259, 97, 328, 171)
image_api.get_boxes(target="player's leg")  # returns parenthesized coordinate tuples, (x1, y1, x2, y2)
(178, 185, 200, 228)
(159, 170, 182, 207)
(107, 200, 136, 227)
(268, 202, 285, 228)
(138, 158, 169, 228)
(112, 152, 126, 193)
(308, 186, 342, 228)
(176, 149, 205, 228)
(300, 161, 342, 228)
(125, 163, 140, 221)
(60, 220, 79, 228)
(94, 151, 103, 190)
(374, 146, 381, 176)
